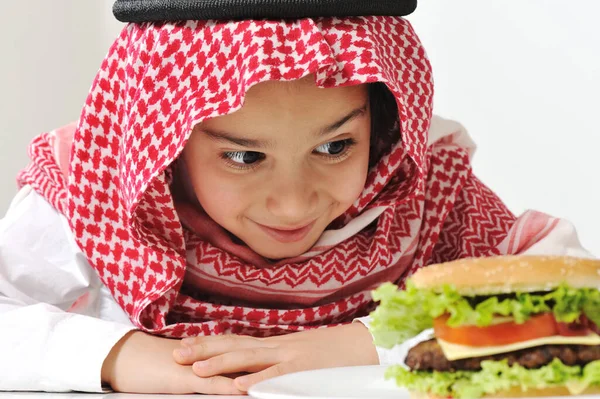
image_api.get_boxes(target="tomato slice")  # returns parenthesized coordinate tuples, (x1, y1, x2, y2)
(555, 321, 589, 336)
(433, 313, 558, 347)
(554, 315, 592, 336)
(582, 315, 600, 335)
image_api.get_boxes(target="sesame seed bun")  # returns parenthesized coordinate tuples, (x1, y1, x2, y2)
(410, 255, 600, 296)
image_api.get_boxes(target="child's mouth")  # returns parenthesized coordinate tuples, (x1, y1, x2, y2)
(255, 220, 316, 243)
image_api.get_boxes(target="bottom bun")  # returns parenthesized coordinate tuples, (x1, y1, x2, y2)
(409, 385, 600, 399)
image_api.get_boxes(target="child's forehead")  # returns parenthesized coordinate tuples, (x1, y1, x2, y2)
(198, 79, 370, 134)
(248, 74, 319, 93)
(244, 76, 368, 103)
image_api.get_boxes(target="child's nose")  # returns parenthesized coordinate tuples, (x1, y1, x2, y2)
(265, 177, 319, 222)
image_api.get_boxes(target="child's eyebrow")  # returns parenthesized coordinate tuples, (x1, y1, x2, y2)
(318, 104, 368, 136)
(201, 128, 270, 149)
(200, 103, 368, 149)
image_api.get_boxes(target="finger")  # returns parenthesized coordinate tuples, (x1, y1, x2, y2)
(188, 374, 245, 396)
(174, 335, 266, 365)
(224, 372, 247, 379)
(234, 362, 297, 392)
(192, 347, 281, 377)
(180, 334, 260, 347)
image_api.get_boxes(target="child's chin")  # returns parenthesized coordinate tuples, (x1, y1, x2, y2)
(255, 240, 316, 261)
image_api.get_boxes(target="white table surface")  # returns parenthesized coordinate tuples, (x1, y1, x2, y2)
(0, 394, 247, 399)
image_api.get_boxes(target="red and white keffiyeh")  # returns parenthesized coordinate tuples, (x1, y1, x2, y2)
(17, 16, 560, 338)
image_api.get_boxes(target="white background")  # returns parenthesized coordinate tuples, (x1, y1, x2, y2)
(1, 0, 598, 255)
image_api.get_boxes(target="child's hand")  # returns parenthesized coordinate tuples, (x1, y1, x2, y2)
(102, 331, 244, 395)
(173, 322, 379, 392)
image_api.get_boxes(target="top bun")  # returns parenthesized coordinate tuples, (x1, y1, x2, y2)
(411, 255, 600, 296)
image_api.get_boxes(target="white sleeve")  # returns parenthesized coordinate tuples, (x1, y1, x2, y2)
(356, 315, 419, 366)
(0, 187, 137, 393)
(358, 211, 596, 366)
(495, 210, 596, 259)
(354, 315, 434, 366)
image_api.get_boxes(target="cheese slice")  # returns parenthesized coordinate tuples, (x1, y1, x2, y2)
(439, 334, 600, 361)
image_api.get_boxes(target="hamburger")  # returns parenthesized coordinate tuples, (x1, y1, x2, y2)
(369, 255, 600, 398)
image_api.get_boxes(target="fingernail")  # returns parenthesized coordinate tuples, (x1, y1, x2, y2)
(181, 337, 195, 346)
(178, 347, 192, 357)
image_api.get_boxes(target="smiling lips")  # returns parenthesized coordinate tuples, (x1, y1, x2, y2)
(257, 220, 316, 243)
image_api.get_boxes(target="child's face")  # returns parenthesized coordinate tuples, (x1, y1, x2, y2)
(183, 76, 371, 259)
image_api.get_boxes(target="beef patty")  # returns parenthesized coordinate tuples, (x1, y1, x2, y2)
(405, 339, 600, 372)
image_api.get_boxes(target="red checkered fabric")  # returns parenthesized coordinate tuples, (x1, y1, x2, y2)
(18, 17, 519, 337)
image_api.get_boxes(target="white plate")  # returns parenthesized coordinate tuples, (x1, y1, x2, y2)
(248, 365, 600, 399)
(248, 365, 409, 399)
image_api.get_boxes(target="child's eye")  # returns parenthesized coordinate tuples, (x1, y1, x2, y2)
(221, 151, 265, 169)
(314, 139, 356, 157)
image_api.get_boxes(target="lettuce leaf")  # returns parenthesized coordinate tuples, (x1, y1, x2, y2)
(370, 282, 600, 348)
(548, 285, 600, 325)
(370, 282, 441, 347)
(386, 359, 600, 399)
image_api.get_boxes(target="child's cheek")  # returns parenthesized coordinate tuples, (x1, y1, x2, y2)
(331, 156, 370, 209)
(192, 171, 250, 222)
